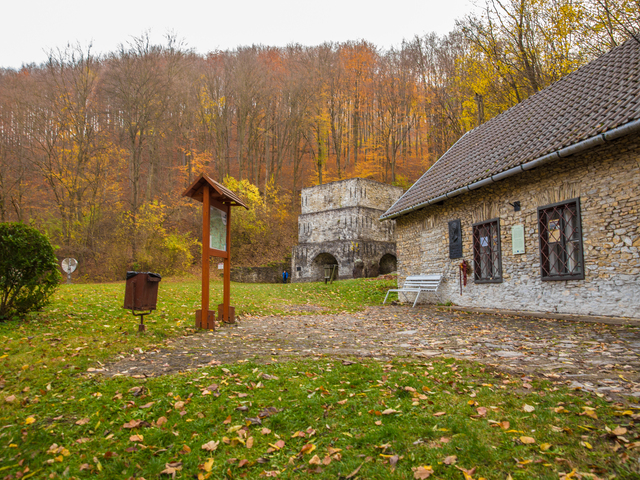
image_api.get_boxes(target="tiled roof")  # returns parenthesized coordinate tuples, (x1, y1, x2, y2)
(382, 39, 640, 219)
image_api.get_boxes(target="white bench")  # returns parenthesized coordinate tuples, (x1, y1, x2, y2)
(383, 274, 443, 307)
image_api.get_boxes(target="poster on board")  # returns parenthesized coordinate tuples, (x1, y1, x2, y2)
(210, 206, 227, 251)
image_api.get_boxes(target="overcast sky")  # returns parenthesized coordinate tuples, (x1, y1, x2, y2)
(2, 0, 477, 70)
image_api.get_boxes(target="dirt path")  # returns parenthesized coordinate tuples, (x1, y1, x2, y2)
(101, 306, 640, 403)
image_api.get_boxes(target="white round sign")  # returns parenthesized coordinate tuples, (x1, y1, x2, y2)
(61, 258, 78, 274)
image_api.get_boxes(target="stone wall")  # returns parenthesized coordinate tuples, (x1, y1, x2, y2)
(298, 206, 396, 243)
(301, 178, 403, 215)
(231, 263, 291, 283)
(395, 133, 640, 318)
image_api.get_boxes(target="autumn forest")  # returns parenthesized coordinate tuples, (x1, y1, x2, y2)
(1, 0, 637, 280)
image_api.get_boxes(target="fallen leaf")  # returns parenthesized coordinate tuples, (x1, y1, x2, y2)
(25, 417, 36, 425)
(520, 436, 536, 444)
(309, 455, 322, 465)
(444, 455, 457, 465)
(156, 416, 168, 427)
(540, 443, 552, 451)
(300, 443, 316, 455)
(202, 440, 220, 452)
(203, 458, 214, 472)
(346, 461, 365, 479)
(223, 415, 232, 424)
(123, 419, 142, 429)
(179, 444, 191, 455)
(238, 459, 249, 468)
(161, 461, 183, 475)
(381, 408, 399, 415)
(613, 427, 627, 436)
(433, 412, 446, 417)
(523, 404, 535, 413)
(476, 407, 487, 417)
(456, 465, 477, 480)
(412, 465, 434, 478)
(261, 427, 271, 435)
(5, 395, 16, 403)
(129, 434, 144, 443)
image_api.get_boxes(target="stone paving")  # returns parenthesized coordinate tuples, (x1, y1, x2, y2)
(102, 306, 640, 403)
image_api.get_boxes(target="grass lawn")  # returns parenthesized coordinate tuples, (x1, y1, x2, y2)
(0, 278, 638, 479)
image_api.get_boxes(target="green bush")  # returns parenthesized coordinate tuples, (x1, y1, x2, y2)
(0, 223, 61, 320)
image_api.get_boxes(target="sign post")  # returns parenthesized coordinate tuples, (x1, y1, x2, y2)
(61, 258, 78, 284)
(183, 174, 248, 329)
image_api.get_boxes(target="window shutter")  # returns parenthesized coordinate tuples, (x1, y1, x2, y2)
(448, 219, 463, 259)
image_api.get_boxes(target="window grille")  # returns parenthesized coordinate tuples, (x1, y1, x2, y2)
(537, 198, 584, 281)
(472, 218, 502, 283)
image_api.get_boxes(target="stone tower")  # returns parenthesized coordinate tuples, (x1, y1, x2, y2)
(292, 178, 403, 282)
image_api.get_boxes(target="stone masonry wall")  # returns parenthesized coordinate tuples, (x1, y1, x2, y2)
(301, 178, 403, 215)
(298, 206, 396, 244)
(395, 134, 640, 318)
(231, 263, 291, 283)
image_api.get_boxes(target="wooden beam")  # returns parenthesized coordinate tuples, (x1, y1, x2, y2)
(201, 184, 210, 329)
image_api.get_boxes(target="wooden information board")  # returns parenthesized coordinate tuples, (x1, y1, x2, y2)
(183, 174, 248, 329)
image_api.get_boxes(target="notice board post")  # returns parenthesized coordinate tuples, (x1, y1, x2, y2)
(183, 173, 248, 329)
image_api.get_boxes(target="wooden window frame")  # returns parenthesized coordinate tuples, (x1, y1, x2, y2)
(537, 198, 585, 281)
(472, 218, 503, 284)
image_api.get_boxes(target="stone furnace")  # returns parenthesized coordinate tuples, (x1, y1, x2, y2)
(292, 178, 403, 282)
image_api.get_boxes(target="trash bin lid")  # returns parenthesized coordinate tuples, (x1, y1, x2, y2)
(126, 271, 162, 280)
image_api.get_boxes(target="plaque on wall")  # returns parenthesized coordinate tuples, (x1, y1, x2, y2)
(448, 219, 463, 259)
(511, 224, 525, 254)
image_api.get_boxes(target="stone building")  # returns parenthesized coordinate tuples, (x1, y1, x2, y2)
(292, 178, 403, 282)
(381, 39, 640, 318)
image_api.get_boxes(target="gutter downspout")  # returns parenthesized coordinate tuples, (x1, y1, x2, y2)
(380, 118, 640, 220)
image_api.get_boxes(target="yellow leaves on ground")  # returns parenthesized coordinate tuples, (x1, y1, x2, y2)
(519, 436, 536, 444)
(300, 443, 316, 455)
(24, 416, 36, 425)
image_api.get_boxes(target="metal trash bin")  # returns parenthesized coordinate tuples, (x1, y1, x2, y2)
(123, 272, 161, 331)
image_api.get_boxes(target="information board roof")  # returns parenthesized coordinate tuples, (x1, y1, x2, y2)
(182, 173, 249, 209)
